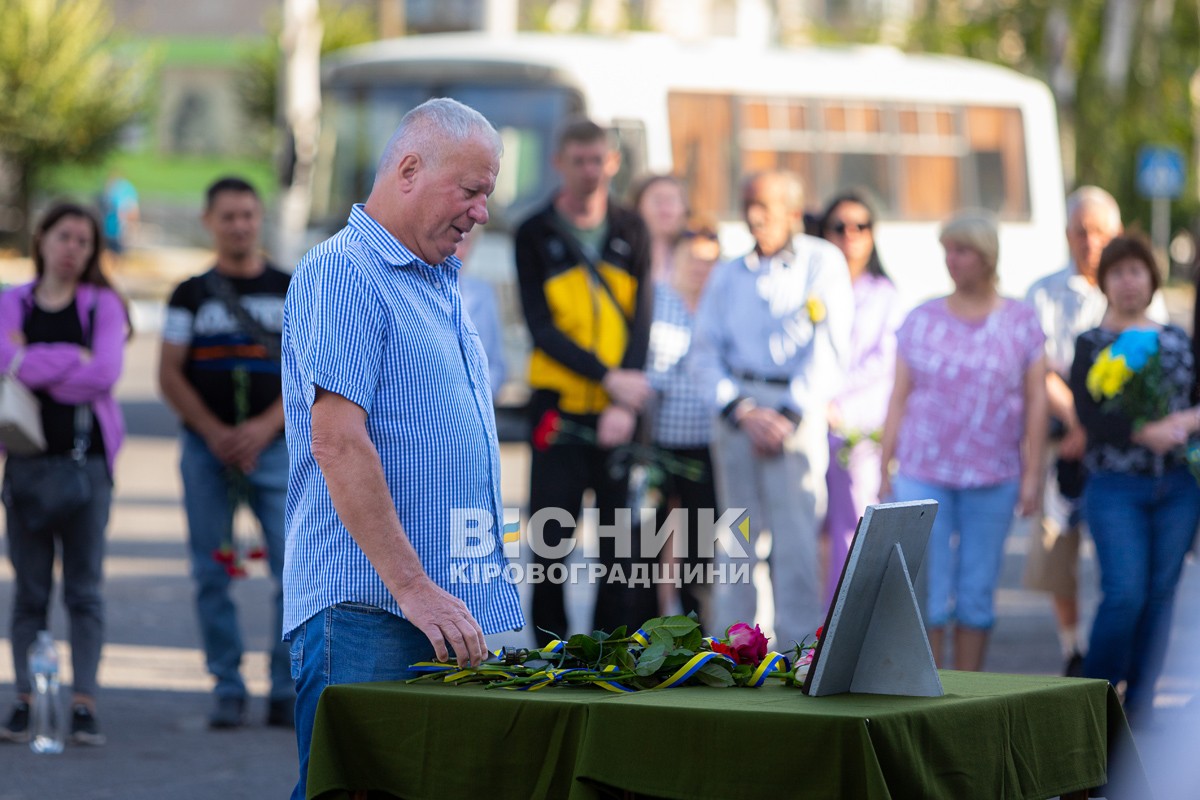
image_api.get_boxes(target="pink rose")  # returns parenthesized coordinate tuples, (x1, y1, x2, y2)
(727, 622, 769, 665)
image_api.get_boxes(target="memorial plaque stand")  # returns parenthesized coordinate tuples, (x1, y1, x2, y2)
(804, 500, 943, 698)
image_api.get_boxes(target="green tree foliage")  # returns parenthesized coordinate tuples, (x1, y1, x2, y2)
(235, 3, 377, 140)
(905, 0, 1200, 233)
(0, 0, 148, 248)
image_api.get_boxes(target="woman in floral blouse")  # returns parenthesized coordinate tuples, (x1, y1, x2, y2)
(1069, 234, 1200, 727)
(881, 210, 1047, 672)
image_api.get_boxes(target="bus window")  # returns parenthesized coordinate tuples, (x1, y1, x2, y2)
(311, 86, 426, 228)
(610, 119, 648, 202)
(668, 92, 735, 221)
(310, 81, 582, 234)
(964, 106, 1029, 219)
(899, 155, 960, 218)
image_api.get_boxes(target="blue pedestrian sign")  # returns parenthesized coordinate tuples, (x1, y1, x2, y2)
(1136, 146, 1186, 199)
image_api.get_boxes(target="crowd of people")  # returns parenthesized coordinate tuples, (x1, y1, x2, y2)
(0, 98, 1198, 794)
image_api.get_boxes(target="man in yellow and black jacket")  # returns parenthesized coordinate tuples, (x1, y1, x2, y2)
(515, 119, 656, 643)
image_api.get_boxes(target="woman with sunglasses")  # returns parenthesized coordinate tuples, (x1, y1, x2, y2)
(817, 191, 904, 608)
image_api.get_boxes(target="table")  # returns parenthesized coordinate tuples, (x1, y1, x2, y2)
(306, 671, 1151, 800)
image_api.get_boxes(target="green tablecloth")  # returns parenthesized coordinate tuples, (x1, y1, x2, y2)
(307, 671, 1149, 800)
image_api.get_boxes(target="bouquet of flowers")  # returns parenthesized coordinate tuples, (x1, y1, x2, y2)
(1085, 328, 1166, 429)
(409, 615, 820, 692)
(834, 427, 882, 469)
(211, 366, 268, 578)
(531, 409, 707, 512)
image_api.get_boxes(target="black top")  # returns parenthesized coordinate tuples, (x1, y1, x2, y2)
(1070, 323, 1194, 475)
(23, 299, 105, 458)
(165, 266, 290, 428)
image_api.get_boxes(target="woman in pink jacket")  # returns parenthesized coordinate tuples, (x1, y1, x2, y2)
(0, 202, 129, 747)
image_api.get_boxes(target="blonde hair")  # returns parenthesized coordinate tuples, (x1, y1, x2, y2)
(940, 210, 1000, 274)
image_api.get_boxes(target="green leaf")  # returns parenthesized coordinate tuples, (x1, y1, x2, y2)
(635, 642, 668, 676)
(678, 628, 705, 652)
(694, 661, 736, 687)
(566, 633, 601, 664)
(640, 615, 700, 645)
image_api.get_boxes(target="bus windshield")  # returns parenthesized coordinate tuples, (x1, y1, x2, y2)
(310, 82, 582, 233)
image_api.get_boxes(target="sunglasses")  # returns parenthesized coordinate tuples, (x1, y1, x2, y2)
(828, 221, 872, 235)
(678, 227, 720, 243)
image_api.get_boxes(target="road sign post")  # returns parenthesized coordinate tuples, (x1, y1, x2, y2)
(1136, 145, 1187, 274)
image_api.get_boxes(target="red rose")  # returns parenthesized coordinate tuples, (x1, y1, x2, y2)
(710, 641, 737, 660)
(727, 622, 769, 664)
(212, 547, 236, 565)
(246, 546, 268, 561)
(814, 626, 824, 641)
(531, 409, 561, 452)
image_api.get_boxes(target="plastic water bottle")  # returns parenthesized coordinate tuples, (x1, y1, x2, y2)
(28, 631, 64, 754)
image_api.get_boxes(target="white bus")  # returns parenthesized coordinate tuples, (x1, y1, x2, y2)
(310, 32, 1067, 400)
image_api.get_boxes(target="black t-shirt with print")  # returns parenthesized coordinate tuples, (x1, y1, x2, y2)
(163, 265, 291, 429)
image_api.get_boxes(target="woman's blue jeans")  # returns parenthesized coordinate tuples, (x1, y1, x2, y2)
(892, 475, 1019, 629)
(1083, 467, 1200, 719)
(288, 604, 435, 800)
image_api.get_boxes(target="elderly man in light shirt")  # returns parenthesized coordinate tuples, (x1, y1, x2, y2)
(691, 171, 853, 648)
(1022, 185, 1168, 676)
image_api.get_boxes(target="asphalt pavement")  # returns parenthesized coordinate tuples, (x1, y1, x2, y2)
(0, 287, 1198, 798)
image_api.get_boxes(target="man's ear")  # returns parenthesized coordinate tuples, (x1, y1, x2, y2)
(603, 148, 621, 178)
(396, 153, 421, 191)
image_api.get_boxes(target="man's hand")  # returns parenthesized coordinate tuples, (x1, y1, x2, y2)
(227, 415, 282, 473)
(737, 406, 795, 457)
(597, 404, 637, 448)
(602, 369, 651, 412)
(1058, 423, 1087, 461)
(203, 423, 243, 466)
(393, 576, 487, 668)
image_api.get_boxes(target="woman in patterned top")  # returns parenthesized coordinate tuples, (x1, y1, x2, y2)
(881, 210, 1047, 672)
(1069, 234, 1200, 727)
(818, 191, 905, 609)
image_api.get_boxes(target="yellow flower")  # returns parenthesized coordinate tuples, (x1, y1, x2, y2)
(1086, 349, 1133, 400)
(805, 296, 826, 324)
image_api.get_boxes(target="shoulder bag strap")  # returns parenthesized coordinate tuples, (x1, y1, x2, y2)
(544, 215, 632, 328)
(70, 296, 98, 462)
(204, 270, 282, 362)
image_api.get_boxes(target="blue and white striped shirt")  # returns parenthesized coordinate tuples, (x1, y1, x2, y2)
(281, 204, 524, 637)
(646, 282, 710, 448)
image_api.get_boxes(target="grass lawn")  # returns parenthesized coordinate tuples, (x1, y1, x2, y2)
(44, 151, 279, 206)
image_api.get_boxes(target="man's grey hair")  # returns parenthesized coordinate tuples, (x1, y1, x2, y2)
(375, 97, 502, 182)
(1066, 185, 1121, 230)
(742, 170, 805, 212)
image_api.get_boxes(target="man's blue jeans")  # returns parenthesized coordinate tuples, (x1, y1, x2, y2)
(288, 604, 435, 800)
(1083, 467, 1200, 720)
(180, 430, 291, 702)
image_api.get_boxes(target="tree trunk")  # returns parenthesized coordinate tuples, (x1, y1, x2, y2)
(14, 162, 33, 256)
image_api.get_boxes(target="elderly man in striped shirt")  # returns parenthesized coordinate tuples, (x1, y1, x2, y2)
(281, 98, 524, 800)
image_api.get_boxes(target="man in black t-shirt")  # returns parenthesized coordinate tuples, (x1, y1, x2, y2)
(158, 177, 294, 730)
